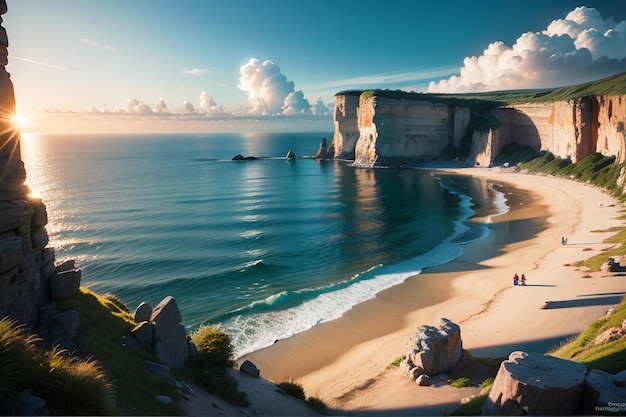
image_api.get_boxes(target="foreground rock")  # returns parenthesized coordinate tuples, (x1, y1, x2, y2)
(482, 351, 587, 415)
(583, 369, 626, 415)
(401, 318, 464, 379)
(131, 296, 193, 370)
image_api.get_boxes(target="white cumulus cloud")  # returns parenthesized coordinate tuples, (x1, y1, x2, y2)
(428, 6, 626, 93)
(198, 91, 228, 116)
(181, 100, 195, 114)
(238, 58, 312, 115)
(153, 98, 168, 113)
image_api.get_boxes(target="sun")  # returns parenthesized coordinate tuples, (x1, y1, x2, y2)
(12, 113, 29, 128)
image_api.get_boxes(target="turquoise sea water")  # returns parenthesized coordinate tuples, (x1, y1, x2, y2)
(20, 131, 507, 356)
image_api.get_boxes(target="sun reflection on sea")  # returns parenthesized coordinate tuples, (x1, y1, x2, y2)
(19, 133, 80, 251)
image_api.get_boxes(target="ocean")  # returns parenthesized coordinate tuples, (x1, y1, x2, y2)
(20, 131, 508, 357)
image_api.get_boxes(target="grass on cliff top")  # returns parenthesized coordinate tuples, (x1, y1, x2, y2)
(57, 287, 184, 415)
(337, 71, 626, 107)
(550, 295, 626, 373)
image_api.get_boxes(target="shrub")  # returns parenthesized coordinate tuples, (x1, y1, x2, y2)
(191, 325, 235, 370)
(276, 380, 306, 401)
(306, 396, 329, 414)
(189, 325, 249, 406)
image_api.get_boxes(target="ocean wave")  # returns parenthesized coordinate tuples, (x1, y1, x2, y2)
(222, 240, 464, 358)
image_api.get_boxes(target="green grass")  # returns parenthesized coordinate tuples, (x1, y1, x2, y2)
(56, 287, 184, 415)
(550, 295, 626, 374)
(388, 355, 405, 369)
(0, 317, 117, 415)
(337, 72, 626, 107)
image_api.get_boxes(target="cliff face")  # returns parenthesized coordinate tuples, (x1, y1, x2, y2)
(338, 95, 470, 167)
(0, 2, 56, 326)
(332, 94, 360, 160)
(331, 92, 626, 167)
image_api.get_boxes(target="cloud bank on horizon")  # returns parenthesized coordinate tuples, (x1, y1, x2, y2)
(428, 6, 626, 93)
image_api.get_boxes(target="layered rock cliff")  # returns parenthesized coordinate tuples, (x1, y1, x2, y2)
(0, 2, 58, 326)
(332, 86, 626, 168)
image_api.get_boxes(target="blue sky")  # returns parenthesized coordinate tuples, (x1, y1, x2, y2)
(4, 1, 626, 132)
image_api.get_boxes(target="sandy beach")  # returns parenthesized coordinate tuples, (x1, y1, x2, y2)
(237, 167, 626, 415)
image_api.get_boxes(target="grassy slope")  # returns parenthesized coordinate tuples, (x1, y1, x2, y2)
(336, 71, 626, 106)
(56, 288, 184, 415)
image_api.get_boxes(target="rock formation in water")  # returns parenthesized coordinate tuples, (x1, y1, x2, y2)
(331, 79, 626, 168)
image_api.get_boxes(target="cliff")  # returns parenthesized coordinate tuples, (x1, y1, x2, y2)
(0, 1, 58, 327)
(331, 74, 626, 168)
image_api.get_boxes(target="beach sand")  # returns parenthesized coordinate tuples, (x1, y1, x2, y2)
(237, 168, 626, 415)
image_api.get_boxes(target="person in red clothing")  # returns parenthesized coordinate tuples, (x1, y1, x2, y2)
(513, 273, 519, 286)
(521, 274, 527, 285)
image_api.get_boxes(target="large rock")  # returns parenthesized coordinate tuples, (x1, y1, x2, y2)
(50, 268, 81, 299)
(150, 296, 189, 370)
(582, 368, 626, 415)
(482, 351, 587, 415)
(405, 318, 463, 375)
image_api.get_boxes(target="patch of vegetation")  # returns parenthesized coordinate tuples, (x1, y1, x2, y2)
(190, 325, 250, 406)
(276, 380, 306, 400)
(56, 287, 183, 415)
(388, 355, 405, 368)
(449, 376, 475, 388)
(449, 393, 489, 416)
(306, 396, 329, 414)
(0, 317, 116, 415)
(338, 72, 626, 106)
(276, 379, 330, 414)
(492, 143, 542, 167)
(550, 295, 626, 374)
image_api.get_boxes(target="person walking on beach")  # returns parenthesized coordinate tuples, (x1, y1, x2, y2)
(513, 273, 519, 286)
(520, 274, 526, 286)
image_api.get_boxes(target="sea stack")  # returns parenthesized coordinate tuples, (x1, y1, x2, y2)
(0, 1, 58, 327)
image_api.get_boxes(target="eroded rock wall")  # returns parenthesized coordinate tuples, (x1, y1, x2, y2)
(348, 95, 470, 167)
(595, 95, 626, 163)
(332, 93, 360, 160)
(332, 92, 626, 167)
(0, 1, 56, 327)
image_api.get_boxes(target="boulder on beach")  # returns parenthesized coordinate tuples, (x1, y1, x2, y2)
(403, 318, 464, 377)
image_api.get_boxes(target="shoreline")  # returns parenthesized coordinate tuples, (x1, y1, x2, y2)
(240, 167, 625, 414)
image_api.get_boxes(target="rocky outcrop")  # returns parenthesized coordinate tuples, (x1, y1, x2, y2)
(482, 351, 587, 415)
(131, 296, 194, 371)
(0, 1, 58, 327)
(401, 318, 464, 379)
(314, 137, 334, 159)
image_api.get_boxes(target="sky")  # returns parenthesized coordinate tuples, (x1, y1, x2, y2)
(4, 0, 626, 133)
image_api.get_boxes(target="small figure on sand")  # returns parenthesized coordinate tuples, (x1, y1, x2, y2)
(520, 274, 526, 286)
(561, 236, 567, 245)
(513, 273, 519, 286)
